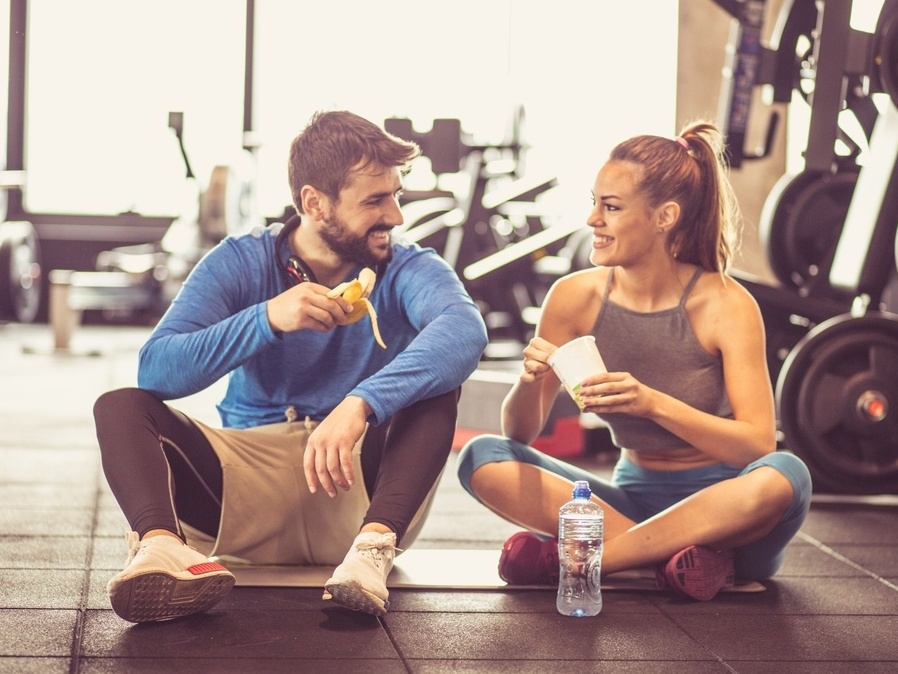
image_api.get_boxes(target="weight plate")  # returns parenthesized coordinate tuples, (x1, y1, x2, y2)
(873, 4, 898, 107)
(759, 170, 857, 294)
(0, 221, 42, 323)
(776, 312, 898, 494)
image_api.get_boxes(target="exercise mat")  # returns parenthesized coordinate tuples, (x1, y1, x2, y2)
(227, 548, 766, 593)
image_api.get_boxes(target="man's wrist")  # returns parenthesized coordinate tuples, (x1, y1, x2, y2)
(343, 394, 374, 419)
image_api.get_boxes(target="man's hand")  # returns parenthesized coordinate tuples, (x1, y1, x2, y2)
(267, 282, 353, 334)
(303, 396, 372, 497)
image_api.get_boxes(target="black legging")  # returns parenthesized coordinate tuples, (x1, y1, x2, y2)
(93, 387, 460, 547)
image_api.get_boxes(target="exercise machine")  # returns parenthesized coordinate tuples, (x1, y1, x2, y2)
(94, 112, 254, 316)
(718, 0, 898, 494)
(385, 108, 583, 355)
(0, 0, 41, 325)
(42, 112, 256, 350)
(0, 218, 41, 324)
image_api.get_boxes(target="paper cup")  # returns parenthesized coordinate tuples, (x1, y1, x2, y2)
(548, 335, 606, 408)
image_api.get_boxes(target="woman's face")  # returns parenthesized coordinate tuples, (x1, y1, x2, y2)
(586, 161, 662, 268)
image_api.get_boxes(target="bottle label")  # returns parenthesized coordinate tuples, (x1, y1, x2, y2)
(586, 555, 602, 595)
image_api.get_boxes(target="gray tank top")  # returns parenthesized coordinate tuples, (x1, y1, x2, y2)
(591, 267, 733, 450)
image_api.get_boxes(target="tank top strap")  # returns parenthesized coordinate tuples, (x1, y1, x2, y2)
(603, 268, 615, 301)
(679, 267, 704, 307)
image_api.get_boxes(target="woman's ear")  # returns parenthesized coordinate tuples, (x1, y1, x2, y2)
(657, 201, 680, 233)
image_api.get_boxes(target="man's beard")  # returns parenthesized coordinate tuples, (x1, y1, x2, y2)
(320, 212, 393, 268)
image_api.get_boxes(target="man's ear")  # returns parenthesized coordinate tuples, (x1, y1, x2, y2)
(300, 185, 328, 220)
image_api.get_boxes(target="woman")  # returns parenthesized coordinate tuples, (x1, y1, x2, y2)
(457, 121, 812, 600)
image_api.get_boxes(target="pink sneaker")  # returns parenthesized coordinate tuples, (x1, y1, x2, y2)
(498, 532, 559, 585)
(658, 545, 735, 601)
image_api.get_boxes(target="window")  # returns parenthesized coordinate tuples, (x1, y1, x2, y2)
(22, 0, 678, 224)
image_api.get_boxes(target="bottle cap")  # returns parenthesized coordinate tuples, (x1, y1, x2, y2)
(572, 480, 592, 499)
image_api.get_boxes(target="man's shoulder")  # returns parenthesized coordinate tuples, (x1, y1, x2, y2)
(220, 224, 278, 256)
(389, 240, 445, 268)
(236, 223, 280, 244)
(390, 238, 424, 256)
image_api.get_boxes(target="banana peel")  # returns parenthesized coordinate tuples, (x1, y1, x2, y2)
(326, 267, 386, 349)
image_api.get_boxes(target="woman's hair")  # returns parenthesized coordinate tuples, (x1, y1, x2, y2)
(608, 120, 741, 272)
(287, 110, 420, 214)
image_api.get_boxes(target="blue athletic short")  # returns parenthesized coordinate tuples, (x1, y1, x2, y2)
(457, 434, 812, 579)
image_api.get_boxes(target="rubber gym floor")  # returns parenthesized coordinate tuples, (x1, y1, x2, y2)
(1, 322, 896, 674)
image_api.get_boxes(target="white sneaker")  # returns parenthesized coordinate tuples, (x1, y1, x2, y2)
(107, 532, 235, 623)
(323, 531, 397, 615)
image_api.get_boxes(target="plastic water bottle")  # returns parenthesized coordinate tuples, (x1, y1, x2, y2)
(556, 480, 603, 617)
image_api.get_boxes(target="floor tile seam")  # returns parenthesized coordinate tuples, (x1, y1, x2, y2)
(0, 533, 93, 538)
(0, 495, 97, 503)
(68, 466, 105, 674)
(796, 531, 898, 593)
(74, 656, 414, 663)
(378, 615, 415, 674)
(715, 658, 898, 664)
(397, 658, 898, 665)
(651, 610, 741, 673)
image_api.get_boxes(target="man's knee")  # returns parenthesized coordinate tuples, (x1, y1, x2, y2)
(397, 387, 461, 426)
(93, 387, 161, 429)
(456, 434, 509, 493)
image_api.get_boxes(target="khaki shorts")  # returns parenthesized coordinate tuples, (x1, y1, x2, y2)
(182, 418, 436, 566)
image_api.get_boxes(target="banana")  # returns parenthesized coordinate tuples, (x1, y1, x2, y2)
(326, 267, 386, 349)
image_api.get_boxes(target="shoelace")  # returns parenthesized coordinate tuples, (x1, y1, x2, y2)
(355, 538, 394, 571)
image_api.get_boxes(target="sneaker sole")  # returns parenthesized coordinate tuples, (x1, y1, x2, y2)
(665, 546, 735, 601)
(324, 579, 388, 616)
(109, 566, 235, 623)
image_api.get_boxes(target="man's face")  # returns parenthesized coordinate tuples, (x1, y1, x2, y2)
(319, 164, 404, 268)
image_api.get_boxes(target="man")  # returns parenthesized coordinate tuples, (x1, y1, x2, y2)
(94, 110, 488, 622)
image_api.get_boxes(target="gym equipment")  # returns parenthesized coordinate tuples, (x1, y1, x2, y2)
(776, 312, 898, 494)
(39, 113, 254, 350)
(828, 97, 898, 309)
(725, 0, 898, 494)
(759, 167, 858, 294)
(89, 113, 254, 313)
(753, 0, 877, 296)
(730, 268, 850, 385)
(385, 108, 579, 354)
(717, 0, 779, 168)
(43, 268, 156, 354)
(1, 0, 39, 324)
(0, 219, 41, 323)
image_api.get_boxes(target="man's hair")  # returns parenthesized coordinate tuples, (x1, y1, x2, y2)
(287, 110, 420, 214)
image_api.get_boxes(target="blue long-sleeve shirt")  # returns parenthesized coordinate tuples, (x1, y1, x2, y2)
(137, 224, 488, 429)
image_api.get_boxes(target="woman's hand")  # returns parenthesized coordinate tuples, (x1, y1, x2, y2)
(519, 337, 558, 383)
(579, 371, 657, 417)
